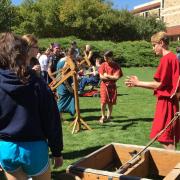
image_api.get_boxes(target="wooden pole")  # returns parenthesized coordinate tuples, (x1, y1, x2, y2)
(70, 71, 92, 134)
(49, 56, 92, 134)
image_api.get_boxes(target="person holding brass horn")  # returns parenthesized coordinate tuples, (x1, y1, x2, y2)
(125, 31, 180, 150)
(48, 43, 65, 83)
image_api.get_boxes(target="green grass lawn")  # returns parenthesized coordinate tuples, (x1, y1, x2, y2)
(56, 67, 180, 174)
(1, 67, 179, 179)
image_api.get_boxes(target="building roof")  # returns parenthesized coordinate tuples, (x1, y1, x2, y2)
(166, 25, 180, 36)
(132, 2, 160, 14)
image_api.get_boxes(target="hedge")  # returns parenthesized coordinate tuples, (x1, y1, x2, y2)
(39, 36, 180, 67)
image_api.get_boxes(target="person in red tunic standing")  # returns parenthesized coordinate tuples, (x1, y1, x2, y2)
(98, 50, 123, 123)
(125, 31, 180, 150)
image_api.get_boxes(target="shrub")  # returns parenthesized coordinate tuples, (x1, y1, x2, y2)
(39, 37, 180, 67)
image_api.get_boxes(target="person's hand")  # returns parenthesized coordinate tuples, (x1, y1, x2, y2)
(125, 75, 139, 87)
(52, 156, 63, 169)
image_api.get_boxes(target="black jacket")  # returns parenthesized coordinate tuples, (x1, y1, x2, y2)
(0, 68, 63, 157)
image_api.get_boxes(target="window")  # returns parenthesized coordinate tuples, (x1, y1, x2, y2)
(145, 11, 149, 17)
(161, 16, 164, 22)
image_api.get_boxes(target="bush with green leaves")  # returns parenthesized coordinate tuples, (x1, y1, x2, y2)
(40, 37, 178, 67)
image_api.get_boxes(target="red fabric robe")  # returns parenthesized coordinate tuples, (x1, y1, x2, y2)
(98, 61, 122, 104)
(150, 52, 180, 143)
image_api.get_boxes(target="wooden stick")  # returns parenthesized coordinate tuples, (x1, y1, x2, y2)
(71, 73, 92, 134)
(79, 57, 91, 67)
(50, 71, 75, 91)
(48, 57, 92, 134)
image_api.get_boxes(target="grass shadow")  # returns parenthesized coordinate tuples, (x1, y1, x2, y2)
(63, 117, 152, 131)
(51, 171, 74, 180)
(92, 117, 152, 130)
(117, 93, 129, 96)
(51, 145, 102, 179)
(63, 145, 102, 160)
(80, 108, 101, 113)
(113, 117, 152, 123)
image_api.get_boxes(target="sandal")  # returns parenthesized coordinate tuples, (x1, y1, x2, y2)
(99, 116, 106, 124)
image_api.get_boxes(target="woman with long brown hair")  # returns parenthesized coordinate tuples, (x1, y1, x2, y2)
(0, 32, 63, 180)
(22, 34, 41, 75)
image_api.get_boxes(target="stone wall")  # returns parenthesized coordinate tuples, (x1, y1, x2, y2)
(164, 0, 179, 8)
(162, 0, 180, 27)
(133, 0, 180, 39)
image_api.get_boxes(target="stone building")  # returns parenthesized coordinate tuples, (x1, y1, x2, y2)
(132, 0, 161, 19)
(132, 0, 180, 40)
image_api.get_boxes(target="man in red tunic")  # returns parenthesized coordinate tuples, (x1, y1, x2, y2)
(98, 51, 123, 123)
(125, 31, 180, 150)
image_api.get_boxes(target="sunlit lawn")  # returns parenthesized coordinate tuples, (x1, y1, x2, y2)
(57, 67, 180, 174)
(1, 67, 179, 179)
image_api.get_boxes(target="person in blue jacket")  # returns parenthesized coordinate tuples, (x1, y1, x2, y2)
(56, 48, 76, 118)
(0, 32, 63, 180)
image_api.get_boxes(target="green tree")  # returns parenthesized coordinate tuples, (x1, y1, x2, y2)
(14, 0, 65, 37)
(96, 10, 137, 41)
(0, 0, 15, 32)
(133, 15, 166, 40)
(12, 0, 165, 41)
(13, 0, 44, 36)
(36, 0, 64, 37)
(59, 0, 111, 39)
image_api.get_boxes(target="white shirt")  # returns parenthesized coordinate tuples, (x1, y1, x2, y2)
(38, 54, 49, 71)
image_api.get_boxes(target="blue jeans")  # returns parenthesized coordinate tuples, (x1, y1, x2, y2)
(79, 76, 99, 91)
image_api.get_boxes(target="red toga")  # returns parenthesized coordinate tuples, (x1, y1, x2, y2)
(150, 52, 180, 143)
(98, 62, 122, 104)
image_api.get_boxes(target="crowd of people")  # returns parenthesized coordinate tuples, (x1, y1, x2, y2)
(33, 39, 124, 122)
(0, 31, 180, 179)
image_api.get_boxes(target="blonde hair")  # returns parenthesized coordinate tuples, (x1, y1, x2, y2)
(151, 31, 169, 45)
(22, 34, 38, 47)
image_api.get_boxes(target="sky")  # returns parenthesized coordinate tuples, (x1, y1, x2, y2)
(112, 0, 152, 10)
(12, 0, 152, 10)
